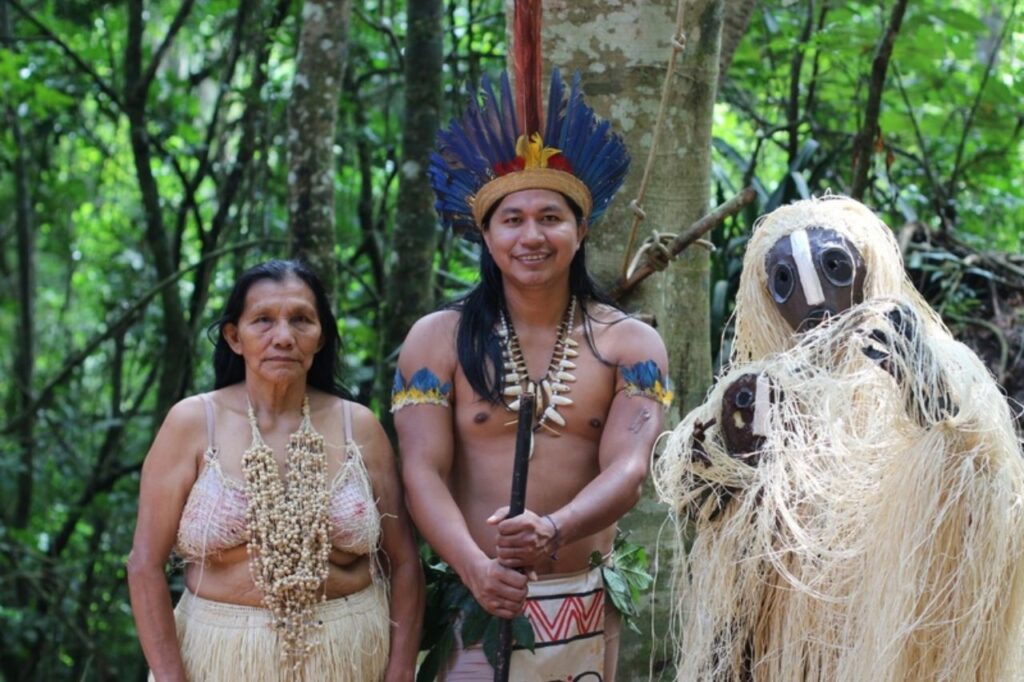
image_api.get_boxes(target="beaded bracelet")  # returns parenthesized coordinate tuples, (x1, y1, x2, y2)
(543, 514, 561, 561)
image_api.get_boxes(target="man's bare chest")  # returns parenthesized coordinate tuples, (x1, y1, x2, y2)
(452, 360, 617, 441)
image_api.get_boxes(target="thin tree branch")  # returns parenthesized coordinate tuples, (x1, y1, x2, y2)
(48, 350, 153, 560)
(945, 0, 1018, 200)
(892, 65, 950, 227)
(611, 187, 757, 300)
(786, 0, 814, 161)
(354, 4, 404, 70)
(849, 0, 909, 199)
(174, 3, 249, 257)
(186, 0, 287, 338)
(138, 0, 196, 93)
(803, 3, 830, 119)
(3, 0, 36, 532)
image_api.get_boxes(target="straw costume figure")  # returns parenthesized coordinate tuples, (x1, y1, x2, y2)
(655, 195, 1024, 681)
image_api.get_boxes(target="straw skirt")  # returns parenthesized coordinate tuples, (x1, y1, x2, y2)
(150, 583, 389, 682)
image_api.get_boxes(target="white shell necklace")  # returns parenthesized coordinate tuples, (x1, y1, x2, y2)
(499, 296, 578, 435)
(241, 395, 330, 670)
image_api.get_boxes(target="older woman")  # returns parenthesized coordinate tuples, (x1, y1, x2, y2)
(128, 260, 423, 681)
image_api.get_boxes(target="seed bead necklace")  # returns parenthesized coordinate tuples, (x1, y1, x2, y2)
(499, 296, 579, 436)
(241, 395, 331, 676)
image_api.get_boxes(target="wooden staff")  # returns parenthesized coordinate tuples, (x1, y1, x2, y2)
(494, 393, 535, 682)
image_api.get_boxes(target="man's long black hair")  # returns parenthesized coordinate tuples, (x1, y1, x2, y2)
(450, 198, 620, 404)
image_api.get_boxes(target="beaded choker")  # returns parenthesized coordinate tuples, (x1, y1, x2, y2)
(499, 297, 578, 435)
(241, 396, 331, 673)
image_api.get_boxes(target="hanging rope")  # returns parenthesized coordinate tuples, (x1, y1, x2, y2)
(625, 231, 676, 279)
(611, 187, 756, 301)
(619, 0, 688, 281)
(624, 230, 721, 282)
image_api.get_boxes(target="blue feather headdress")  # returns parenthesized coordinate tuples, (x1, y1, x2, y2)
(428, 67, 630, 240)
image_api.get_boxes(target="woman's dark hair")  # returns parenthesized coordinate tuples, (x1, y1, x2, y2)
(208, 259, 348, 397)
(452, 195, 619, 404)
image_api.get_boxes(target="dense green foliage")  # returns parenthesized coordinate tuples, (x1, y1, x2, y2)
(0, 1, 503, 678)
(709, 0, 1022, 366)
(0, 0, 1020, 678)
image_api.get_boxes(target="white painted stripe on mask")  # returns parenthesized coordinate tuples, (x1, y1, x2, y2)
(752, 373, 771, 437)
(790, 229, 825, 306)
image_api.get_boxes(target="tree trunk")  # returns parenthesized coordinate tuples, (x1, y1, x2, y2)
(719, 0, 757, 86)
(287, 0, 354, 295)
(849, 0, 908, 199)
(125, 0, 192, 423)
(380, 0, 444, 410)
(540, 0, 723, 676)
(2, 0, 36, 531)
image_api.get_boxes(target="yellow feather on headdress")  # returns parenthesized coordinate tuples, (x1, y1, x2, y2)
(515, 133, 562, 169)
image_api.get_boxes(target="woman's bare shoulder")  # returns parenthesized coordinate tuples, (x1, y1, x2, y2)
(143, 394, 211, 472)
(160, 394, 211, 436)
(346, 401, 395, 469)
(308, 392, 386, 443)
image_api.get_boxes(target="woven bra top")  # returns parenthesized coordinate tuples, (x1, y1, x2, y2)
(175, 395, 381, 561)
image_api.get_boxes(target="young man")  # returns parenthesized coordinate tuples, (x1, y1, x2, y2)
(392, 70, 670, 681)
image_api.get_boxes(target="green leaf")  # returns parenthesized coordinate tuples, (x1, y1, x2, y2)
(511, 613, 536, 652)
(789, 171, 811, 200)
(439, 581, 469, 613)
(936, 8, 987, 33)
(459, 599, 492, 646)
(789, 139, 820, 172)
(603, 532, 656, 635)
(33, 83, 75, 111)
(481, 617, 503, 671)
(602, 566, 638, 619)
(417, 626, 454, 682)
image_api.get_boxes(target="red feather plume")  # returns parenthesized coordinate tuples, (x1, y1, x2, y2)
(513, 0, 543, 136)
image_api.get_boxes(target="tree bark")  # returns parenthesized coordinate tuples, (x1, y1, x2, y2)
(125, 0, 193, 422)
(2, 0, 36, 531)
(380, 0, 444, 409)
(786, 0, 814, 162)
(849, 0, 908, 199)
(185, 0, 288, 353)
(287, 0, 354, 294)
(718, 0, 757, 86)
(540, 0, 723, 675)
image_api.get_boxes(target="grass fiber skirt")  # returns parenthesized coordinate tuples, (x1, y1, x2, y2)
(150, 582, 389, 682)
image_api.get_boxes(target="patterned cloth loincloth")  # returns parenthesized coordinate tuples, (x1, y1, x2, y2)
(445, 566, 616, 682)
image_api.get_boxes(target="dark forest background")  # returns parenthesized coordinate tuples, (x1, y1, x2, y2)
(1, 0, 1021, 678)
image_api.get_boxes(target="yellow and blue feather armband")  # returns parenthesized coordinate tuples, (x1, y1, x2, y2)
(621, 360, 673, 408)
(391, 368, 452, 412)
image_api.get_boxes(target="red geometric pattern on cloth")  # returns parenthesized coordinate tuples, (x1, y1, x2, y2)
(523, 589, 605, 644)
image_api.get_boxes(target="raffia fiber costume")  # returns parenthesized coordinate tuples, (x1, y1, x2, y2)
(655, 195, 1024, 681)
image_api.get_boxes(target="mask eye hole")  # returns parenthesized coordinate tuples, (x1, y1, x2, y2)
(819, 246, 854, 286)
(734, 387, 755, 409)
(769, 262, 795, 303)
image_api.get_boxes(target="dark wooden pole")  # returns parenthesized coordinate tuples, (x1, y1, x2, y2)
(494, 394, 535, 682)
